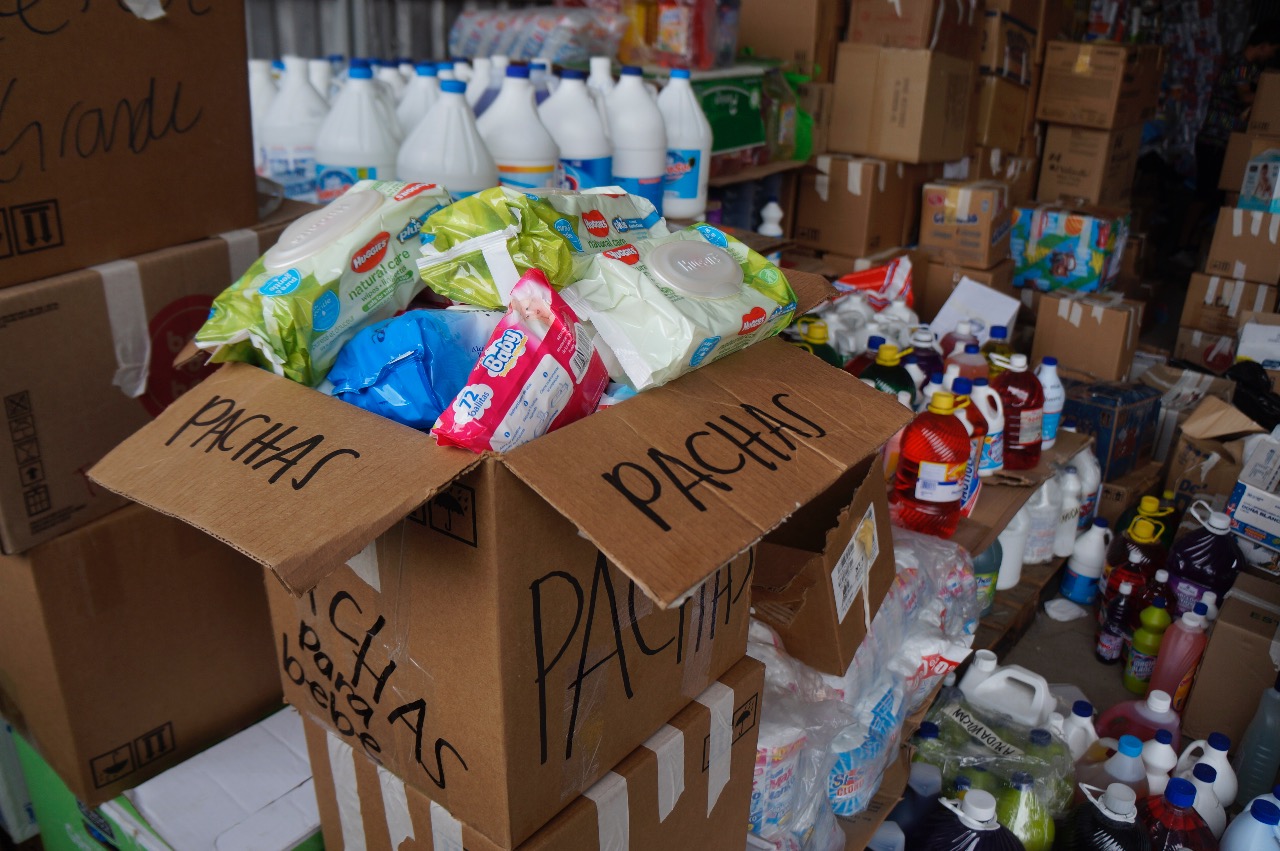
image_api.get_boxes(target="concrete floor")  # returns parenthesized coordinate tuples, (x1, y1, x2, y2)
(1003, 606, 1138, 716)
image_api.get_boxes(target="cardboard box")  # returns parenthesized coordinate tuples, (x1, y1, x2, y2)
(0, 505, 281, 805)
(0, 201, 308, 554)
(1010, 203, 1130, 292)
(87, 298, 913, 847)
(798, 81, 835, 156)
(752, 466, 897, 676)
(846, 0, 983, 60)
(793, 156, 923, 256)
(1218, 133, 1280, 192)
(1036, 124, 1142, 206)
(738, 0, 843, 80)
(917, 258, 1017, 323)
(305, 658, 763, 851)
(1097, 460, 1164, 527)
(829, 44, 976, 164)
(1061, 383, 1161, 483)
(918, 181, 1012, 269)
(1174, 327, 1238, 374)
(1035, 41, 1162, 130)
(1, 4, 257, 289)
(1206, 207, 1280, 283)
(15, 708, 322, 851)
(1164, 396, 1264, 514)
(1248, 71, 1280, 135)
(1181, 575, 1280, 744)
(0, 717, 36, 843)
(1138, 363, 1237, 462)
(1238, 312, 1280, 369)
(1239, 149, 1280, 213)
(969, 147, 1039, 205)
(979, 12, 1036, 85)
(1032, 292, 1143, 382)
(1229, 429, 1280, 550)
(931, 276, 1022, 346)
(1180, 274, 1277, 336)
(975, 76, 1031, 153)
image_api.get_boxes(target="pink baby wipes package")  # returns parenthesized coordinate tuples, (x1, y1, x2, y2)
(433, 269, 609, 452)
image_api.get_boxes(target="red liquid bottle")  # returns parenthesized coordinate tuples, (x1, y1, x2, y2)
(1137, 777, 1217, 851)
(992, 353, 1044, 470)
(1096, 580, 1134, 665)
(891, 390, 972, 538)
(1099, 517, 1165, 627)
(844, 334, 886, 377)
(1128, 568, 1177, 633)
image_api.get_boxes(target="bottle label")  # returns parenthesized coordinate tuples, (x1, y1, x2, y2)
(914, 460, 965, 503)
(1026, 526, 1055, 562)
(497, 162, 559, 190)
(561, 156, 613, 191)
(1042, 409, 1062, 443)
(612, 175, 666, 212)
(975, 571, 995, 612)
(1077, 492, 1097, 529)
(1170, 576, 1209, 616)
(979, 430, 1004, 472)
(315, 164, 378, 204)
(1060, 567, 1099, 605)
(1017, 408, 1043, 444)
(1096, 628, 1123, 661)
(267, 145, 317, 202)
(1126, 648, 1158, 682)
(1173, 659, 1202, 710)
(960, 440, 982, 514)
(665, 148, 703, 199)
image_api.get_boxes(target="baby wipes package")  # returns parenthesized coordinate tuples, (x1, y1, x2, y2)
(433, 269, 609, 453)
(196, 181, 451, 386)
(324, 308, 503, 429)
(561, 223, 797, 391)
(416, 185, 668, 309)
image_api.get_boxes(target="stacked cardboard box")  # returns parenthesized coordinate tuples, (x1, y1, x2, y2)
(1219, 71, 1280, 193)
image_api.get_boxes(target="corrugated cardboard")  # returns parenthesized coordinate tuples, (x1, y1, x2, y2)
(1180, 273, 1277, 336)
(1031, 292, 1144, 381)
(792, 156, 928, 256)
(1248, 71, 1280, 135)
(829, 44, 976, 164)
(917, 257, 1017, 323)
(1218, 134, 1280, 192)
(969, 147, 1039, 206)
(0, 201, 310, 554)
(1174, 327, 1237, 374)
(305, 658, 763, 851)
(1206, 206, 1280, 283)
(798, 81, 834, 156)
(975, 75, 1031, 153)
(1138, 363, 1237, 462)
(1035, 41, 1163, 129)
(0, 4, 258, 288)
(0, 505, 281, 805)
(752, 464, 897, 676)
(1097, 460, 1164, 526)
(846, 0, 983, 60)
(738, 0, 844, 80)
(1036, 124, 1142, 206)
(1164, 396, 1264, 513)
(1238, 311, 1280, 369)
(918, 181, 1013, 269)
(979, 12, 1036, 85)
(1181, 575, 1280, 745)
(1061, 383, 1161, 483)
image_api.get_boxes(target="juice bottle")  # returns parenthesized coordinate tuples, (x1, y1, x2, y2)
(981, 325, 1013, 376)
(971, 378, 1005, 477)
(1147, 604, 1209, 711)
(1165, 500, 1243, 616)
(1035, 356, 1066, 449)
(910, 326, 945, 379)
(844, 335, 885, 377)
(940, 319, 980, 358)
(1096, 580, 1134, 666)
(1123, 597, 1171, 695)
(1100, 552, 1149, 628)
(951, 377, 986, 517)
(891, 390, 972, 538)
(1055, 783, 1150, 851)
(992, 353, 1044, 470)
(946, 343, 991, 382)
(1097, 690, 1182, 748)
(858, 343, 917, 408)
(995, 771, 1055, 851)
(1137, 777, 1217, 851)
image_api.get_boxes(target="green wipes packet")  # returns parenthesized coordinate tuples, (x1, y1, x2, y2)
(416, 186, 668, 309)
(195, 181, 451, 387)
(560, 223, 797, 391)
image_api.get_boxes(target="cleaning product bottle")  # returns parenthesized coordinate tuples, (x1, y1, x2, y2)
(476, 64, 559, 190)
(996, 508, 1031, 590)
(1131, 569, 1177, 625)
(796, 320, 844, 367)
(465, 56, 492, 105)
(971, 539, 1002, 616)
(1137, 778, 1216, 851)
(970, 378, 1005, 477)
(1198, 592, 1219, 624)
(450, 57, 473, 83)
(1115, 496, 1175, 549)
(1056, 783, 1150, 851)
(263, 55, 330, 202)
(1097, 582, 1135, 666)
(845, 335, 886, 378)
(941, 320, 980, 358)
(993, 353, 1045, 471)
(919, 371, 946, 412)
(1175, 730, 1237, 807)
(308, 57, 333, 104)
(472, 55, 507, 114)
(1158, 489, 1183, 545)
(606, 66, 668, 213)
(314, 63, 401, 203)
(1186, 763, 1226, 839)
(1062, 518, 1113, 605)
(656, 68, 712, 220)
(947, 343, 991, 382)
(1100, 519, 1167, 618)
(1074, 446, 1104, 529)
(891, 390, 971, 538)
(1123, 598, 1171, 695)
(995, 771, 1054, 851)
(859, 344, 917, 408)
(1077, 735, 1150, 801)
(374, 58, 407, 101)
(982, 326, 1014, 376)
(1220, 799, 1280, 850)
(904, 354, 927, 391)
(888, 762, 944, 845)
(1063, 700, 1100, 761)
(538, 68, 612, 191)
(910, 327, 946, 379)
(1036, 356, 1066, 449)
(1148, 605, 1209, 713)
(397, 79, 498, 199)
(882, 297, 920, 330)
(529, 57, 554, 104)
(396, 61, 441, 136)
(588, 56, 615, 96)
(1024, 476, 1064, 565)
(1097, 690, 1182, 748)
(921, 791, 1025, 851)
(1054, 466, 1084, 558)
(1166, 501, 1243, 616)
(1143, 729, 1179, 796)
(951, 377, 986, 516)
(1234, 672, 1280, 804)
(248, 59, 277, 176)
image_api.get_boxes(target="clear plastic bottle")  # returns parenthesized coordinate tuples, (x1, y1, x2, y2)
(1024, 476, 1063, 565)
(996, 771, 1054, 851)
(539, 68, 613, 191)
(263, 55, 330, 203)
(396, 61, 441, 137)
(1137, 778, 1216, 851)
(606, 66, 668, 213)
(982, 326, 1014, 376)
(1077, 735, 1150, 801)
(1123, 598, 1170, 695)
(941, 320, 980, 358)
(1054, 466, 1083, 558)
(891, 390, 972, 538)
(476, 64, 559, 190)
(1036, 356, 1066, 449)
(1165, 501, 1243, 616)
(1143, 729, 1179, 796)
(314, 64, 401, 204)
(1056, 783, 1150, 851)
(1233, 672, 1280, 805)
(1186, 763, 1226, 839)
(972, 538, 1002, 616)
(1220, 799, 1280, 850)
(656, 68, 712, 219)
(396, 79, 498, 199)
(971, 378, 1005, 477)
(1175, 730, 1237, 807)
(1062, 518, 1113, 606)
(993, 353, 1045, 470)
(947, 343, 991, 382)
(1148, 606, 1209, 713)
(1097, 690, 1182, 748)
(1096, 581, 1135, 666)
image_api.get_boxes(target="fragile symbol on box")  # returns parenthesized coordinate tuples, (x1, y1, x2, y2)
(704, 693, 759, 770)
(90, 742, 136, 789)
(6, 200, 64, 256)
(427, 482, 478, 547)
(134, 721, 176, 767)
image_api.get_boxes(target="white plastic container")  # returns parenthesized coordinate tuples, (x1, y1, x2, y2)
(451, 57, 473, 83)
(397, 58, 415, 81)
(397, 62, 441, 137)
(996, 508, 1031, 589)
(1061, 518, 1113, 606)
(314, 64, 401, 204)
(529, 58, 554, 104)
(1073, 445, 1103, 529)
(538, 69, 612, 191)
(476, 64, 559, 190)
(656, 68, 713, 220)
(375, 60, 407, 101)
(958, 650, 1053, 727)
(308, 58, 333, 104)
(262, 55, 330, 203)
(1175, 732, 1237, 807)
(588, 56, 616, 96)
(971, 378, 1005, 476)
(465, 57, 492, 105)
(606, 66, 668, 213)
(1062, 700, 1099, 761)
(472, 55, 508, 115)
(1187, 763, 1227, 838)
(1036, 356, 1066, 449)
(1053, 466, 1083, 558)
(1024, 476, 1063, 564)
(1142, 729, 1179, 796)
(248, 59, 277, 177)
(397, 79, 498, 199)
(1221, 800, 1280, 851)
(881, 297, 920, 330)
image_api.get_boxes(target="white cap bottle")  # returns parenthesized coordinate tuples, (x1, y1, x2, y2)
(657, 68, 713, 220)
(465, 57, 492, 105)
(314, 63, 402, 204)
(397, 79, 497, 199)
(397, 62, 441, 137)
(451, 57, 473, 83)
(397, 58, 415, 81)
(248, 59, 277, 177)
(308, 58, 333, 104)
(606, 66, 668, 214)
(530, 58, 556, 101)
(262, 55, 330, 203)
(476, 64, 559, 190)
(589, 56, 615, 96)
(375, 59, 407, 101)
(1053, 466, 1083, 558)
(1036, 356, 1066, 448)
(538, 69, 612, 191)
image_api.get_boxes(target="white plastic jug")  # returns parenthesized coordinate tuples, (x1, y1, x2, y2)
(308, 58, 333, 105)
(375, 60, 407, 101)
(996, 508, 1030, 589)
(1221, 800, 1280, 851)
(657, 68, 713, 220)
(881, 297, 920, 329)
(476, 64, 559, 190)
(971, 379, 1005, 477)
(397, 62, 441, 137)
(1053, 466, 1083, 558)
(1175, 732, 1238, 807)
(959, 650, 1053, 727)
(1187, 763, 1227, 838)
(530, 57, 555, 103)
(1142, 729, 1178, 796)
(1024, 476, 1063, 565)
(1062, 700, 1099, 761)
(262, 55, 330, 203)
(606, 66, 668, 213)
(451, 58, 473, 83)
(538, 69, 613, 191)
(248, 59, 277, 176)
(314, 64, 401, 204)
(465, 57, 492, 105)
(1061, 518, 1112, 605)
(588, 56, 615, 96)
(1072, 446, 1103, 529)
(1036, 356, 1066, 449)
(397, 79, 498, 200)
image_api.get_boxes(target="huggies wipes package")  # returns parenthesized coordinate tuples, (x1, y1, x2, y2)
(561, 224, 798, 391)
(195, 181, 451, 386)
(416, 185, 668, 309)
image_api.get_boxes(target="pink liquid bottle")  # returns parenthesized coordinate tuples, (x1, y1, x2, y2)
(891, 390, 972, 538)
(1137, 777, 1217, 851)
(1099, 519, 1166, 626)
(992, 353, 1044, 471)
(1096, 690, 1183, 750)
(1148, 603, 1210, 712)
(1166, 501, 1243, 617)
(946, 343, 991, 382)
(940, 319, 980, 358)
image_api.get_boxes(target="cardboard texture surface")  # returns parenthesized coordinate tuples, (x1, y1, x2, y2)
(1062, 383, 1160, 483)
(792, 156, 924, 256)
(970, 147, 1039, 207)
(1248, 71, 1280, 135)
(0, 201, 309, 554)
(0, 505, 281, 805)
(1206, 206, 1280, 283)
(304, 658, 763, 851)
(1031, 292, 1143, 381)
(0, 4, 258, 288)
(1164, 396, 1264, 513)
(918, 181, 1012, 269)
(979, 12, 1036, 85)
(1097, 460, 1164, 526)
(916, 258, 1016, 323)
(1219, 133, 1280, 192)
(1035, 41, 1163, 129)
(847, 0, 983, 59)
(1180, 273, 1277, 336)
(974, 75, 1030, 153)
(738, 0, 843, 80)
(1174, 327, 1238, 374)
(1238, 311, 1280, 369)
(1138, 363, 1236, 462)
(1036, 124, 1142, 206)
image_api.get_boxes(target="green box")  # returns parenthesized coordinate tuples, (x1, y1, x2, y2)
(690, 65, 767, 154)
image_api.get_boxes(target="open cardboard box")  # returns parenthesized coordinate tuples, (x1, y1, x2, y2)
(1165, 396, 1265, 514)
(88, 271, 914, 848)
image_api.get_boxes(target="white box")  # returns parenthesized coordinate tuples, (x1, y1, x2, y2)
(1238, 312, 1280, 369)
(1228, 480, 1280, 553)
(931, 277, 1021, 346)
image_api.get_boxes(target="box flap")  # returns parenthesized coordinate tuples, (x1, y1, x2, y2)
(1181, 396, 1264, 442)
(88, 363, 480, 593)
(502, 338, 912, 608)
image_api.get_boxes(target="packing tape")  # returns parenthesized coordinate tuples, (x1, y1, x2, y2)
(1271, 213, 1280, 244)
(955, 188, 973, 222)
(966, 0, 977, 25)
(694, 681, 734, 815)
(218, 228, 262, 279)
(1204, 276, 1220, 306)
(583, 771, 630, 851)
(816, 155, 833, 202)
(377, 764, 417, 848)
(327, 733, 367, 851)
(1253, 286, 1269, 314)
(429, 800, 465, 851)
(1074, 45, 1093, 74)
(1233, 208, 1244, 237)
(845, 159, 862, 197)
(642, 724, 686, 823)
(928, 0, 946, 50)
(1227, 280, 1244, 317)
(346, 540, 381, 592)
(96, 259, 152, 399)
(877, 161, 887, 194)
(1069, 301, 1083, 328)
(1251, 210, 1265, 238)
(123, 0, 165, 19)
(1235, 260, 1247, 279)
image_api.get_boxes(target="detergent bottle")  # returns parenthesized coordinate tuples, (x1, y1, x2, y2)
(1024, 476, 1063, 565)
(1186, 763, 1226, 839)
(588, 56, 615, 96)
(1148, 605, 1209, 713)
(911, 326, 946, 379)
(992, 354, 1044, 470)
(465, 56, 492, 105)
(1074, 446, 1103, 529)
(947, 343, 991, 382)
(1220, 799, 1280, 851)
(950, 377, 986, 517)
(971, 378, 1005, 477)
(845, 335, 886, 377)
(1122, 598, 1171, 695)
(1165, 501, 1243, 616)
(996, 508, 1031, 590)
(606, 66, 668, 213)
(1076, 735, 1150, 801)
(921, 791, 1025, 851)
(1115, 496, 1175, 549)
(981, 325, 1013, 376)
(248, 59, 277, 176)
(472, 54, 507, 114)
(1054, 466, 1083, 558)
(1100, 519, 1166, 619)
(891, 390, 972, 538)
(476, 64, 559, 190)
(1143, 729, 1179, 796)
(859, 343, 917, 408)
(795, 320, 844, 367)
(941, 320, 980, 358)
(397, 79, 497, 199)
(995, 772, 1054, 851)
(656, 68, 713, 219)
(538, 68, 613, 191)
(1062, 700, 1100, 762)
(1096, 581, 1135, 666)
(1097, 690, 1182, 748)
(314, 62, 401, 203)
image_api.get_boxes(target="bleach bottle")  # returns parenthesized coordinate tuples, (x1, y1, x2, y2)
(465, 57, 492, 105)
(476, 64, 559, 190)
(606, 66, 668, 213)
(263, 55, 330, 202)
(588, 56, 615, 96)
(971, 378, 1004, 477)
(657, 68, 713, 220)
(1073, 445, 1103, 529)
(1062, 518, 1112, 605)
(397, 80, 497, 199)
(538, 69, 612, 191)
(314, 63, 401, 204)
(1220, 799, 1280, 851)
(248, 59, 277, 176)
(396, 61, 441, 136)
(1054, 466, 1083, 558)
(472, 55, 507, 114)
(1036, 356, 1066, 449)
(996, 508, 1031, 589)
(308, 58, 333, 104)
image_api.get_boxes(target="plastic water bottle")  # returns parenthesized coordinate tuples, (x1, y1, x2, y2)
(995, 771, 1054, 851)
(270, 57, 285, 83)
(314, 64, 400, 204)
(397, 79, 497, 200)
(1024, 476, 1063, 565)
(657, 68, 712, 220)
(465, 57, 492, 105)
(892, 390, 972, 538)
(1036, 357, 1066, 449)
(476, 64, 559, 190)
(1233, 672, 1280, 804)
(308, 58, 333, 104)
(1062, 518, 1112, 605)
(1221, 799, 1280, 850)
(1137, 778, 1216, 851)
(1148, 606, 1209, 713)
(1143, 729, 1179, 795)
(263, 55, 330, 202)
(1166, 500, 1244, 616)
(248, 59, 277, 176)
(971, 378, 1005, 477)
(997, 508, 1031, 590)
(588, 56, 615, 96)
(1097, 690, 1182, 747)
(1175, 731, 1237, 807)
(1062, 700, 1100, 762)
(1056, 783, 1149, 851)
(1186, 763, 1226, 839)
(921, 791, 1024, 851)
(538, 69, 612, 191)
(374, 59, 407, 101)
(993, 354, 1045, 470)
(1074, 446, 1103, 529)
(397, 62, 441, 136)
(1054, 466, 1083, 558)
(607, 66, 668, 213)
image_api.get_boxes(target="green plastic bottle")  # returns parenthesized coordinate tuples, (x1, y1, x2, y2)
(857, 343, 917, 408)
(971, 538, 1002, 617)
(1123, 597, 1171, 694)
(996, 771, 1055, 851)
(796, 319, 845, 368)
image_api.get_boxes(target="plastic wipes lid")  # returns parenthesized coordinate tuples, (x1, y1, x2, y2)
(1117, 735, 1142, 757)
(648, 240, 743, 297)
(196, 180, 452, 387)
(1165, 777, 1197, 808)
(1208, 731, 1230, 752)
(1252, 799, 1280, 826)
